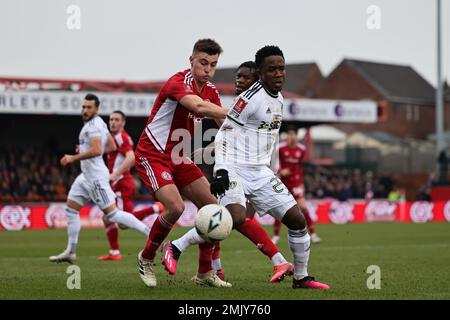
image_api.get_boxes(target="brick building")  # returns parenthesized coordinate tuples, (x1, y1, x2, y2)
(313, 58, 438, 140)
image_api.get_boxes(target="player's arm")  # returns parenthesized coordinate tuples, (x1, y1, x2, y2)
(179, 95, 228, 119)
(105, 134, 117, 153)
(110, 150, 135, 183)
(60, 137, 103, 166)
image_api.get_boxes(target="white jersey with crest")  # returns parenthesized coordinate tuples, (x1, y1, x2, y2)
(215, 81, 283, 170)
(78, 115, 110, 181)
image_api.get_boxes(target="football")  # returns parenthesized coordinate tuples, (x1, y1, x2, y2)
(195, 204, 233, 242)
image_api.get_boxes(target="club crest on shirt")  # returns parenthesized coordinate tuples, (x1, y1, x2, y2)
(161, 171, 173, 180)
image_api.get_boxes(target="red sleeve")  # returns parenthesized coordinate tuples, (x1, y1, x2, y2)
(166, 76, 195, 102)
(210, 87, 222, 107)
(118, 132, 134, 155)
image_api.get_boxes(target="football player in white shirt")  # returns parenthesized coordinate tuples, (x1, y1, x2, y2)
(49, 94, 150, 264)
(210, 46, 330, 290)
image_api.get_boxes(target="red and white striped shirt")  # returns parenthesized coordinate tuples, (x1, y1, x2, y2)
(278, 142, 306, 188)
(107, 129, 134, 182)
(135, 69, 221, 156)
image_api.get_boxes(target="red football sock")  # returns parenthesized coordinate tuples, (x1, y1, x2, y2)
(212, 241, 220, 260)
(198, 242, 215, 274)
(142, 215, 173, 260)
(105, 223, 119, 251)
(133, 202, 164, 221)
(237, 218, 279, 259)
(273, 219, 282, 237)
(302, 207, 316, 234)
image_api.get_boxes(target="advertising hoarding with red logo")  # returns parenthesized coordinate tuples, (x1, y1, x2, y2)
(1, 200, 449, 231)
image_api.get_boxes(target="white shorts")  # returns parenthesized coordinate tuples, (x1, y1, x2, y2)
(67, 174, 116, 210)
(218, 166, 297, 221)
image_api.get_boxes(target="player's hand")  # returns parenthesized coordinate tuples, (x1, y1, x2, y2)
(280, 168, 291, 177)
(109, 172, 119, 184)
(210, 169, 230, 197)
(60, 154, 75, 167)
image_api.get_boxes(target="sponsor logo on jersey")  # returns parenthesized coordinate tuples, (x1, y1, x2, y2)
(229, 181, 237, 189)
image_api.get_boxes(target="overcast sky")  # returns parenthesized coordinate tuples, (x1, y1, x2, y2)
(1, 0, 448, 86)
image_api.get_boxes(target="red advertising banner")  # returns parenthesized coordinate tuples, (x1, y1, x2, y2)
(1, 200, 449, 231)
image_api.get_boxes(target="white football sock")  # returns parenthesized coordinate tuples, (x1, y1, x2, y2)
(152, 203, 162, 214)
(270, 252, 288, 266)
(172, 227, 205, 252)
(65, 207, 80, 254)
(107, 209, 150, 236)
(288, 228, 310, 279)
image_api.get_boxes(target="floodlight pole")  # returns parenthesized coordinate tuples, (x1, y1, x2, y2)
(436, 0, 445, 156)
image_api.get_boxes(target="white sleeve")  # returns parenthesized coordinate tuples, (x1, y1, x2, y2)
(85, 123, 102, 139)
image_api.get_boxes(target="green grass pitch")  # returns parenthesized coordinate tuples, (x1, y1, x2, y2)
(1, 223, 449, 299)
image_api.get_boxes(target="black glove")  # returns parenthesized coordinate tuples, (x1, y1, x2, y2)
(210, 169, 230, 197)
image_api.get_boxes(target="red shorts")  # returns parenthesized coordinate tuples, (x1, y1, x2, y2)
(112, 177, 136, 212)
(287, 184, 305, 200)
(135, 151, 204, 194)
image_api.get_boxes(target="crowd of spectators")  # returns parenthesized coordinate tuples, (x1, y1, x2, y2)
(0, 145, 397, 203)
(0, 145, 154, 203)
(0, 145, 77, 202)
(303, 165, 394, 201)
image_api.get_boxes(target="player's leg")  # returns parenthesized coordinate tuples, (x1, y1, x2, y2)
(235, 216, 292, 282)
(272, 220, 282, 244)
(98, 215, 121, 260)
(98, 189, 123, 261)
(178, 175, 232, 287)
(132, 202, 164, 220)
(49, 175, 87, 263)
(250, 168, 328, 288)
(297, 197, 321, 243)
(134, 156, 187, 287)
(281, 205, 329, 289)
(138, 185, 185, 288)
(211, 241, 224, 279)
(100, 184, 150, 238)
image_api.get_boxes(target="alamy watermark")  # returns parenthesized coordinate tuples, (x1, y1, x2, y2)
(66, 265, 81, 289)
(366, 5, 381, 30)
(66, 5, 81, 30)
(366, 265, 381, 289)
(164, 122, 281, 167)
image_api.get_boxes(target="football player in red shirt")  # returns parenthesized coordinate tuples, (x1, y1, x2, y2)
(134, 39, 229, 288)
(98, 111, 164, 261)
(274, 126, 321, 244)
